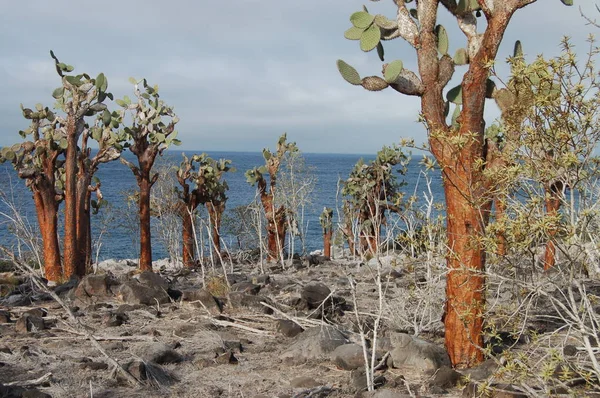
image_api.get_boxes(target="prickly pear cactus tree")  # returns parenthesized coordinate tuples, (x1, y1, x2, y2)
(336, 0, 574, 368)
(245, 134, 298, 262)
(319, 207, 334, 258)
(0, 106, 64, 283)
(74, 107, 125, 272)
(119, 78, 180, 271)
(48, 51, 116, 279)
(342, 145, 408, 255)
(176, 153, 233, 267)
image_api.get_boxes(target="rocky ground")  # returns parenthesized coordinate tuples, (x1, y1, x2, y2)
(0, 253, 597, 397)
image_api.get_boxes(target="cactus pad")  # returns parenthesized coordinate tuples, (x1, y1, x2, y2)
(350, 11, 374, 29)
(361, 76, 389, 91)
(446, 84, 463, 105)
(336, 60, 362, 85)
(383, 60, 404, 83)
(453, 48, 469, 65)
(435, 25, 449, 56)
(360, 24, 381, 52)
(344, 26, 363, 40)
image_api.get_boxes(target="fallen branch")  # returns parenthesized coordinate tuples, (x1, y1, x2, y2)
(260, 301, 324, 328)
(204, 315, 273, 336)
(53, 327, 155, 341)
(4, 372, 52, 388)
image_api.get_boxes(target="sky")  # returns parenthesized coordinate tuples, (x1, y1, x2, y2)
(0, 1, 597, 155)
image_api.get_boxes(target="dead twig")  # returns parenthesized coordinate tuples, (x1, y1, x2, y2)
(204, 315, 273, 336)
(4, 372, 52, 387)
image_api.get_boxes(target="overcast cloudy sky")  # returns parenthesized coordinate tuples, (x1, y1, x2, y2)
(0, 1, 596, 154)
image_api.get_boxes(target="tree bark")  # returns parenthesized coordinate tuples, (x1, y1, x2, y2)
(63, 116, 80, 279)
(323, 228, 332, 258)
(441, 167, 489, 368)
(543, 182, 563, 270)
(75, 169, 91, 277)
(33, 190, 62, 283)
(207, 201, 224, 255)
(181, 204, 195, 267)
(138, 176, 153, 271)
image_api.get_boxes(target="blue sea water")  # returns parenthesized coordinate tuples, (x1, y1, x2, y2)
(0, 150, 443, 261)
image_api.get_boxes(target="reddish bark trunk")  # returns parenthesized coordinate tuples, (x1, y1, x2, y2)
(63, 116, 83, 279)
(75, 170, 91, 277)
(442, 171, 488, 368)
(543, 182, 562, 270)
(181, 204, 195, 267)
(417, 4, 514, 368)
(323, 229, 332, 258)
(260, 193, 286, 261)
(138, 177, 153, 271)
(33, 190, 62, 283)
(207, 201, 224, 255)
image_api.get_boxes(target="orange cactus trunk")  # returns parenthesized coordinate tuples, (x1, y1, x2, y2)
(181, 205, 195, 267)
(260, 193, 286, 261)
(207, 201, 225, 255)
(138, 177, 153, 271)
(33, 190, 62, 283)
(543, 182, 563, 270)
(75, 171, 91, 277)
(63, 117, 80, 279)
(323, 229, 332, 258)
(442, 177, 488, 368)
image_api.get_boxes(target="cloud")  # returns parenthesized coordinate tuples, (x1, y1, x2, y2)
(0, 0, 595, 154)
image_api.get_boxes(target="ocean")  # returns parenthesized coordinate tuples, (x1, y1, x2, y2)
(0, 150, 443, 261)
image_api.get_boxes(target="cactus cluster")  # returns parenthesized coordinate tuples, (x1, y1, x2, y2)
(342, 145, 408, 254)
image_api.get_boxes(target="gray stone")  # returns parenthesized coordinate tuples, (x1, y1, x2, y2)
(230, 282, 261, 295)
(15, 314, 45, 334)
(73, 274, 115, 301)
(181, 289, 222, 313)
(103, 312, 127, 327)
(280, 325, 348, 362)
(0, 310, 11, 323)
(228, 292, 273, 314)
(135, 342, 182, 364)
(301, 283, 331, 309)
(460, 358, 499, 381)
(137, 271, 169, 290)
(277, 319, 304, 338)
(331, 343, 365, 370)
(117, 281, 170, 305)
(388, 333, 450, 372)
(226, 273, 249, 284)
(125, 360, 176, 385)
